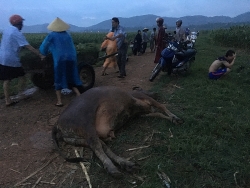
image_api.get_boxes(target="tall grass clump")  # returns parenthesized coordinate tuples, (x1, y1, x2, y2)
(210, 25, 250, 49)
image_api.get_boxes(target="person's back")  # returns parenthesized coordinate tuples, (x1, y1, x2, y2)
(175, 19, 185, 42)
(0, 26, 29, 67)
(45, 32, 76, 61)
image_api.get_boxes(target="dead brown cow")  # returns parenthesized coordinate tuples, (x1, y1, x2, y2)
(52, 86, 183, 177)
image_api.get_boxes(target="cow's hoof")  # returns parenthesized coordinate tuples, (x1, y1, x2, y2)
(109, 170, 123, 178)
(172, 117, 184, 125)
(121, 161, 140, 172)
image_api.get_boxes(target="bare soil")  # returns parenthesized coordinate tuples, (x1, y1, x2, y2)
(0, 50, 172, 187)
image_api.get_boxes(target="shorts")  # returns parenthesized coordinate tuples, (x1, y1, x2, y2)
(208, 68, 227, 80)
(0, 64, 25, 81)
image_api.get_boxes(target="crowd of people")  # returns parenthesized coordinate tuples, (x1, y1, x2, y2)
(0, 14, 237, 107)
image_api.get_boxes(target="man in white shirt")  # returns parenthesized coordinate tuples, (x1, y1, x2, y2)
(175, 19, 185, 42)
(0, 14, 45, 106)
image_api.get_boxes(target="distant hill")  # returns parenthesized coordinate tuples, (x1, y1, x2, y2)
(21, 12, 250, 33)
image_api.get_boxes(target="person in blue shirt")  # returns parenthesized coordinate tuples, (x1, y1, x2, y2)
(39, 17, 82, 107)
(105, 17, 127, 78)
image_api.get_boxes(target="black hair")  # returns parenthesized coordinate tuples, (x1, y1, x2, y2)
(112, 17, 119, 24)
(225, 50, 235, 57)
(153, 28, 156, 31)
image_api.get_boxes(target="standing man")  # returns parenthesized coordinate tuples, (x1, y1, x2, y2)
(175, 19, 185, 42)
(106, 17, 127, 78)
(0, 14, 45, 106)
(154, 17, 165, 64)
(149, 28, 156, 52)
(141, 28, 149, 54)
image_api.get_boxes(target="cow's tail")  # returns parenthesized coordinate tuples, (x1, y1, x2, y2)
(51, 126, 85, 163)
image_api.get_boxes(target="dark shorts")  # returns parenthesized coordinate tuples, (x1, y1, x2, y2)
(208, 68, 227, 80)
(0, 64, 25, 81)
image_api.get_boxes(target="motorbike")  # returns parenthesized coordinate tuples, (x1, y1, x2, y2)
(149, 40, 197, 82)
(186, 31, 198, 48)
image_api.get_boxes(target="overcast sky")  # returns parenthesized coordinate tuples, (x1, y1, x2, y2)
(1, 0, 249, 29)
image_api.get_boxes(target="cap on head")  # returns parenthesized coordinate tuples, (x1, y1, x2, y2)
(9, 14, 24, 25)
(47, 17, 70, 32)
(112, 17, 119, 24)
(143, 28, 149, 31)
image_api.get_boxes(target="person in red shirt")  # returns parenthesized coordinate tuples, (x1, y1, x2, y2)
(154, 17, 166, 63)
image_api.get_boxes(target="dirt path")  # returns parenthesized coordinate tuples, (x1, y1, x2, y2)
(0, 50, 159, 187)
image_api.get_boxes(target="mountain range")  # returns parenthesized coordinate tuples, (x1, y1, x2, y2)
(21, 12, 250, 33)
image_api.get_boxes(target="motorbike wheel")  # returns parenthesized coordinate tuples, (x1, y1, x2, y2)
(31, 72, 54, 90)
(149, 62, 162, 82)
(78, 62, 95, 93)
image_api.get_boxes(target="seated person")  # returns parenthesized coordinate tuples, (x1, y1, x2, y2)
(208, 50, 236, 80)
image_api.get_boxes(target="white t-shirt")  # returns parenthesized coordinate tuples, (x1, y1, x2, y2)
(0, 25, 29, 67)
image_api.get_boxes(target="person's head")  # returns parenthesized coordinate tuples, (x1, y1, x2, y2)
(137, 30, 141, 34)
(153, 27, 156, 31)
(176, 19, 182, 27)
(143, 28, 148, 32)
(9, 14, 24, 30)
(225, 50, 236, 62)
(47, 17, 69, 32)
(111, 17, 119, 29)
(156, 17, 164, 26)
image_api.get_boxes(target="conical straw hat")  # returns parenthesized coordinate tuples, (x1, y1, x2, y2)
(47, 17, 69, 32)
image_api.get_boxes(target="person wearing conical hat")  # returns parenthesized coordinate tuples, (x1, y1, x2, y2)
(39, 17, 82, 107)
(0, 14, 45, 107)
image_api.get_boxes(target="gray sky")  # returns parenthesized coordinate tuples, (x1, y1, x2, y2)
(1, 0, 249, 29)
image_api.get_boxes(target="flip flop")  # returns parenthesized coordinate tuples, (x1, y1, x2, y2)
(101, 72, 109, 76)
(55, 104, 64, 107)
(117, 75, 125, 78)
(6, 100, 19, 107)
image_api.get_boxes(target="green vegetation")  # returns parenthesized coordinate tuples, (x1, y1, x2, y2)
(143, 30, 250, 187)
(210, 25, 250, 49)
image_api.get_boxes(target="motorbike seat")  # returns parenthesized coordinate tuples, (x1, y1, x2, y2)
(176, 49, 196, 57)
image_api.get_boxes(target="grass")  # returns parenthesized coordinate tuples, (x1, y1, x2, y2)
(142, 32, 250, 187)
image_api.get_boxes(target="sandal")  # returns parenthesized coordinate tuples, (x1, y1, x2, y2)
(117, 75, 125, 78)
(6, 100, 19, 107)
(101, 72, 109, 76)
(55, 103, 64, 107)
